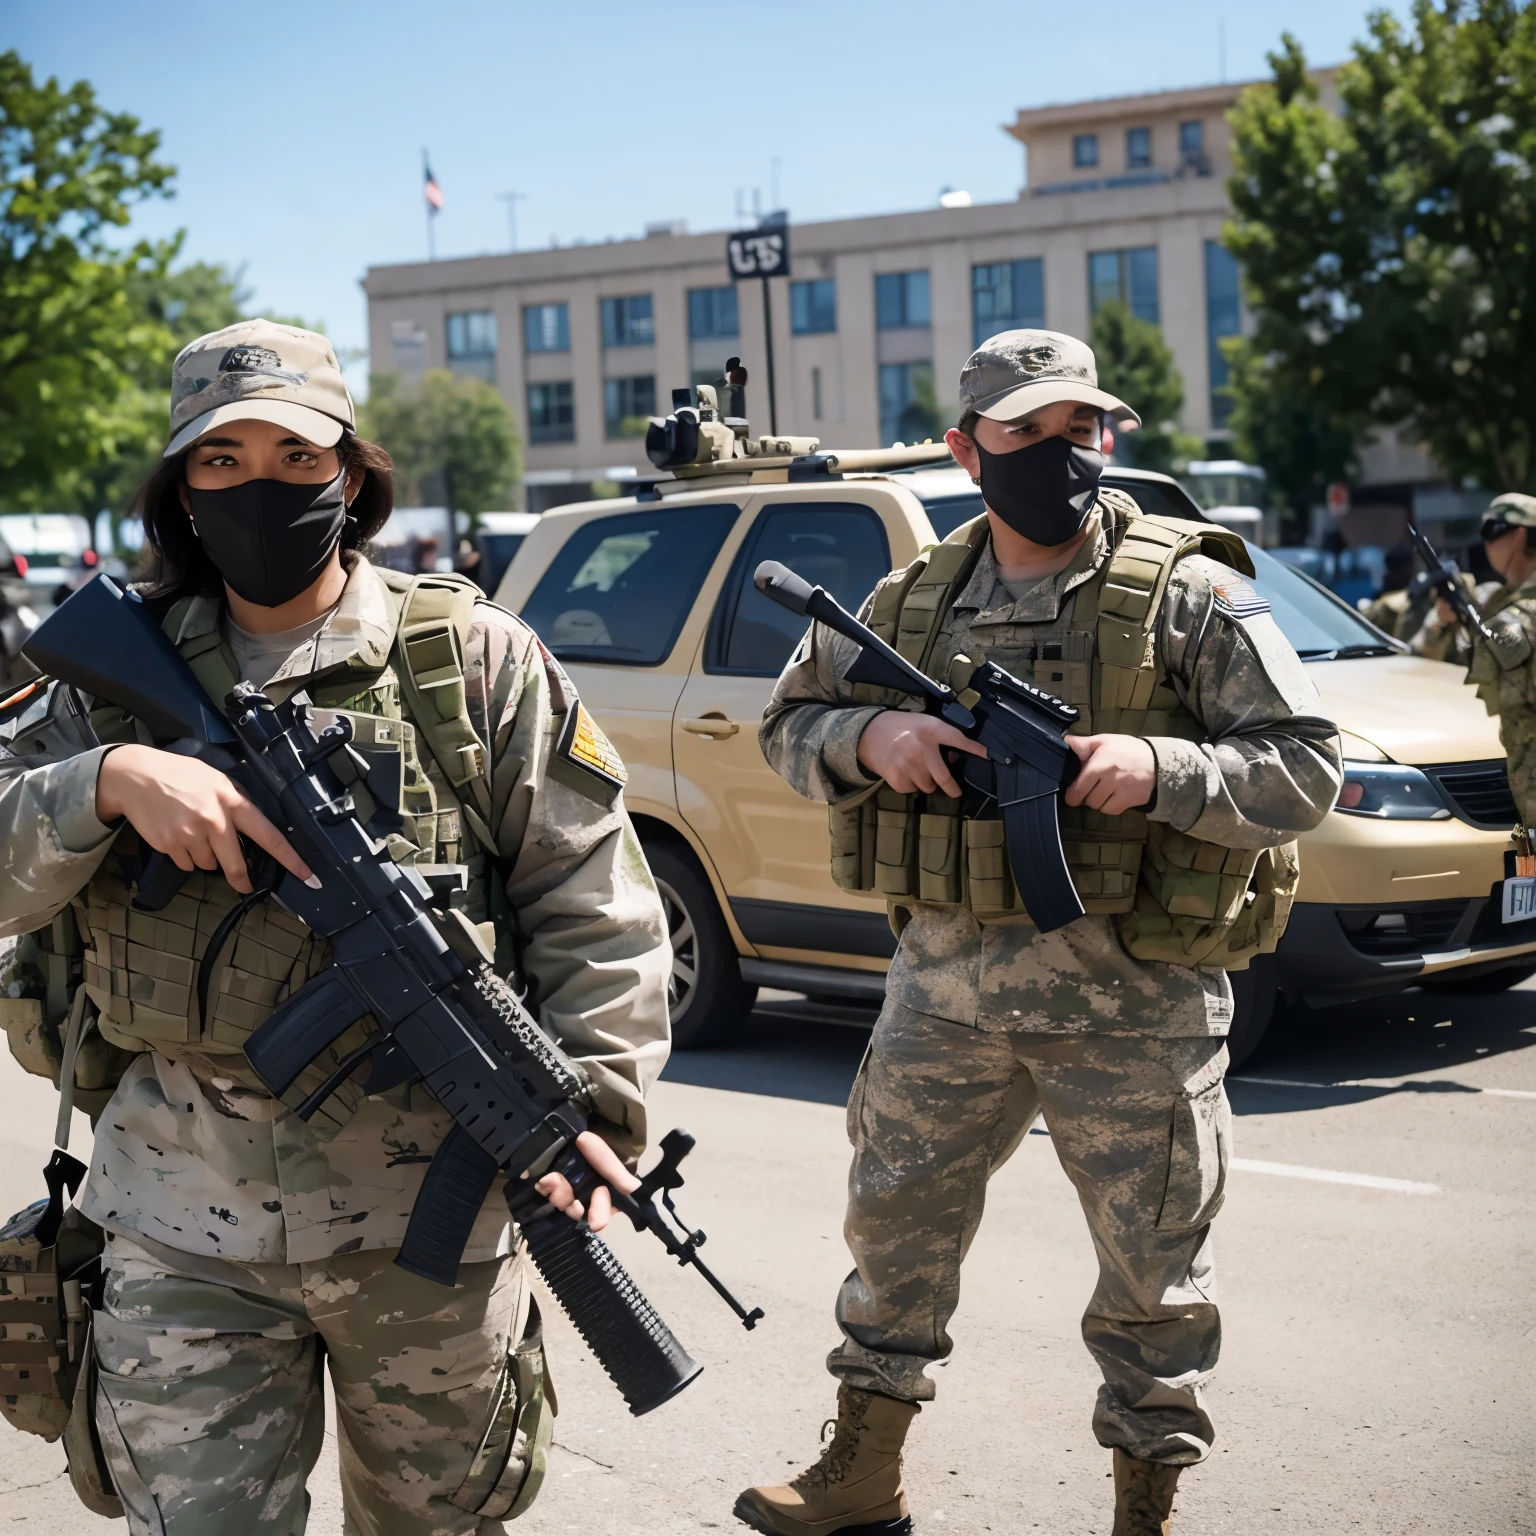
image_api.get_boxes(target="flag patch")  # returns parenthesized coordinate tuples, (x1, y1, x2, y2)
(1211, 575, 1271, 621)
(558, 702, 628, 791)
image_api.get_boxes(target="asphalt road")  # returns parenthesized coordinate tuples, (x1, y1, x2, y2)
(2, 981, 1532, 1535)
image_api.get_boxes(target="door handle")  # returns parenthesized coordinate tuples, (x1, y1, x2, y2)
(682, 715, 740, 738)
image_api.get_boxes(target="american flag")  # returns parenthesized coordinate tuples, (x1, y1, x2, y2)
(424, 160, 444, 213)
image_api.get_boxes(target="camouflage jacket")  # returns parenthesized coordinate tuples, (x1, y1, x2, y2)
(1467, 573, 1536, 823)
(761, 521, 1341, 1037)
(0, 558, 670, 1264)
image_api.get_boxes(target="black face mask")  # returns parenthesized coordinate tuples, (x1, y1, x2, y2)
(187, 468, 349, 608)
(975, 434, 1104, 547)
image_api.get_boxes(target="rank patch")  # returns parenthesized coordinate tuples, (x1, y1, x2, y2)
(1210, 575, 1271, 621)
(557, 703, 628, 793)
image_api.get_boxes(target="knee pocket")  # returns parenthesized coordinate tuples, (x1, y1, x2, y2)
(448, 1297, 555, 1521)
(1154, 1081, 1230, 1233)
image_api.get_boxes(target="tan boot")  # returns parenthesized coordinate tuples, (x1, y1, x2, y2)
(1112, 1448, 1182, 1535)
(734, 1386, 919, 1536)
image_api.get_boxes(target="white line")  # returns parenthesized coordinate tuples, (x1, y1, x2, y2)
(1233, 1074, 1536, 1100)
(1230, 1157, 1439, 1194)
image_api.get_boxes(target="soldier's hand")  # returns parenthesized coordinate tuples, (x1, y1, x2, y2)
(535, 1130, 642, 1232)
(1435, 596, 1457, 628)
(1064, 734, 1157, 815)
(95, 744, 316, 895)
(857, 709, 988, 798)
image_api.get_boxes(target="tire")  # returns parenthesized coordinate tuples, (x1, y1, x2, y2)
(643, 842, 757, 1049)
(1425, 961, 1536, 994)
(1225, 955, 1281, 1072)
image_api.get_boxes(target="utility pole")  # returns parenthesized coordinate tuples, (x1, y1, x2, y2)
(496, 191, 527, 252)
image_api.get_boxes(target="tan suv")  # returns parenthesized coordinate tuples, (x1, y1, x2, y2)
(496, 447, 1536, 1066)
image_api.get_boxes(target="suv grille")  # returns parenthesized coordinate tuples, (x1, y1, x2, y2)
(1338, 903, 1464, 956)
(1424, 761, 1519, 829)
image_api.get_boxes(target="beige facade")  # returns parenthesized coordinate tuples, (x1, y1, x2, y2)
(362, 79, 1299, 509)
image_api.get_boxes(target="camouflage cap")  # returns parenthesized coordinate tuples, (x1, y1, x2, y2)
(958, 328, 1141, 431)
(164, 319, 354, 458)
(1487, 492, 1536, 529)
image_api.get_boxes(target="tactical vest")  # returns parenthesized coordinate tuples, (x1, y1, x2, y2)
(57, 568, 511, 1134)
(830, 492, 1300, 970)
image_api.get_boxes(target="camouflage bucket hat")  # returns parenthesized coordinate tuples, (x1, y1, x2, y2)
(958, 328, 1140, 431)
(164, 318, 355, 457)
(1486, 492, 1536, 529)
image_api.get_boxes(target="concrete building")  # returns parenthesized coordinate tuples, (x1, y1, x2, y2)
(363, 77, 1348, 515)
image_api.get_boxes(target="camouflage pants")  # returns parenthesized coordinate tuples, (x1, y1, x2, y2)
(91, 1232, 552, 1536)
(830, 1001, 1230, 1466)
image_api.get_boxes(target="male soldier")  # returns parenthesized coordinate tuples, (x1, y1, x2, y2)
(0, 320, 669, 1534)
(736, 330, 1341, 1535)
(1461, 492, 1536, 823)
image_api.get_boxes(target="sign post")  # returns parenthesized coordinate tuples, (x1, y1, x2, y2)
(726, 221, 791, 435)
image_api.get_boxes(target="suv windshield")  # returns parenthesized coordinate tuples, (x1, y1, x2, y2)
(521, 504, 738, 665)
(914, 483, 1394, 660)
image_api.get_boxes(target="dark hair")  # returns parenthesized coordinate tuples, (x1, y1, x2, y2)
(957, 410, 980, 438)
(131, 430, 395, 600)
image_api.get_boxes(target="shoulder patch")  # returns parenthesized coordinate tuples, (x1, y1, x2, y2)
(552, 701, 628, 804)
(1209, 573, 1271, 621)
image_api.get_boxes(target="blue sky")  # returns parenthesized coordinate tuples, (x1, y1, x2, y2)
(9, 1, 1409, 389)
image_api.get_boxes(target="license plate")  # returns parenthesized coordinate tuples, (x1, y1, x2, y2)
(1503, 877, 1536, 923)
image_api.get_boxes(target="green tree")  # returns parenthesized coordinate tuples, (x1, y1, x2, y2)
(0, 50, 177, 510)
(1089, 300, 1201, 475)
(361, 371, 522, 515)
(1225, 4, 1536, 495)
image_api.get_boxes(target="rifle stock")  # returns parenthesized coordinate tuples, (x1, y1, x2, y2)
(22, 574, 763, 1416)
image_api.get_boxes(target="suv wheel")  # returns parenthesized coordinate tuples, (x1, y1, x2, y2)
(644, 842, 757, 1049)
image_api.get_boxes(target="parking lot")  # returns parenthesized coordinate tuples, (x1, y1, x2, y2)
(2, 982, 1531, 1535)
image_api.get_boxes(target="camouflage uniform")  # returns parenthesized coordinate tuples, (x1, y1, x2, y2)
(761, 518, 1340, 1465)
(0, 556, 670, 1533)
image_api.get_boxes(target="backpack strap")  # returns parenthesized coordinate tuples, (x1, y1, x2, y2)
(389, 571, 502, 855)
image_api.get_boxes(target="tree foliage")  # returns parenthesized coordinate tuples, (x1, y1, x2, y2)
(1225, 2, 1536, 497)
(1089, 300, 1201, 475)
(361, 371, 522, 516)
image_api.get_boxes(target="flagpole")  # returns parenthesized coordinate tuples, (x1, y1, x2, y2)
(422, 147, 436, 262)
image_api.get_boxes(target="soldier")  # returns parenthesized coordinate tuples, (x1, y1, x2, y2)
(1463, 492, 1536, 823)
(736, 330, 1341, 1536)
(0, 321, 670, 1534)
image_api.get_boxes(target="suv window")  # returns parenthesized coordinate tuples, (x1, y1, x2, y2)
(709, 505, 891, 675)
(521, 504, 738, 665)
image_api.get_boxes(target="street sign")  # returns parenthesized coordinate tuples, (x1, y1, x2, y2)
(726, 225, 791, 281)
(1326, 481, 1350, 519)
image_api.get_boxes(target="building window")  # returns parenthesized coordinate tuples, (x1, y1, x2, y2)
(879, 361, 935, 447)
(527, 381, 574, 444)
(601, 295, 654, 348)
(1179, 120, 1205, 163)
(811, 365, 823, 421)
(875, 271, 930, 330)
(971, 259, 1045, 346)
(688, 286, 739, 340)
(604, 375, 656, 439)
(524, 303, 569, 353)
(1073, 133, 1099, 169)
(1205, 241, 1242, 428)
(446, 310, 496, 359)
(1088, 247, 1160, 325)
(791, 278, 837, 334)
(1125, 127, 1152, 169)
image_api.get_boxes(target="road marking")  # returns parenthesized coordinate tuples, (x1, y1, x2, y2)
(1230, 1157, 1439, 1194)
(1234, 1074, 1536, 1101)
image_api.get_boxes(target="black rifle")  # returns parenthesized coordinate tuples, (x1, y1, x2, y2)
(754, 560, 1085, 933)
(23, 574, 762, 1417)
(1407, 522, 1495, 643)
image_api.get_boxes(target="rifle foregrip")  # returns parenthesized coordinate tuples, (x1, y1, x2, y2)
(521, 1211, 702, 1416)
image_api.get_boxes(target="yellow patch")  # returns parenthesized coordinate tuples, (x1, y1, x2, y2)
(562, 703, 627, 790)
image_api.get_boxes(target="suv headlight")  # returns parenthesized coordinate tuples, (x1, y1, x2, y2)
(1335, 761, 1450, 820)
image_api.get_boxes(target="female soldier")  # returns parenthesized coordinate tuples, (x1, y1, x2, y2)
(0, 320, 671, 1535)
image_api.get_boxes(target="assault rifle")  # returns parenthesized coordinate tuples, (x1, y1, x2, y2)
(1407, 522, 1495, 643)
(23, 575, 762, 1417)
(754, 560, 1085, 933)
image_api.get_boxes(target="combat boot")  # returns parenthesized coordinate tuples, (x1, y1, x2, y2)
(1112, 1448, 1182, 1535)
(734, 1385, 919, 1536)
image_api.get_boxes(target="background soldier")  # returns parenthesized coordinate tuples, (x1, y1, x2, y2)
(1463, 492, 1536, 824)
(0, 320, 670, 1534)
(736, 331, 1341, 1536)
